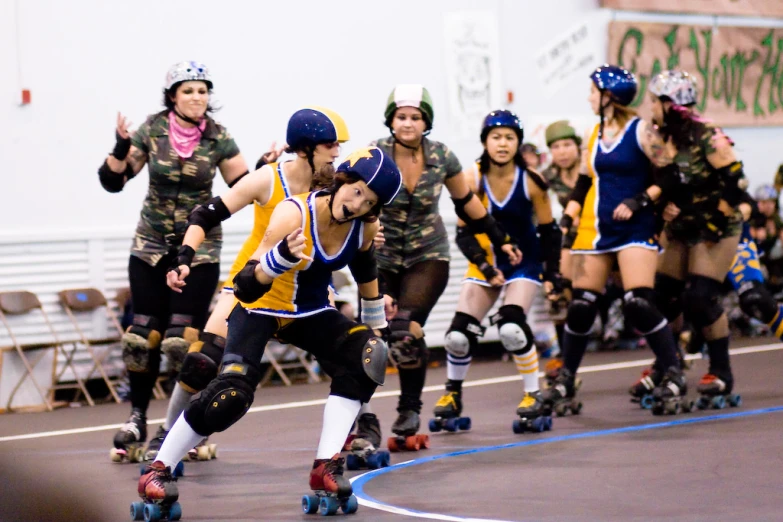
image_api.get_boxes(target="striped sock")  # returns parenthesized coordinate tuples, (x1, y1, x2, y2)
(513, 350, 540, 393)
(768, 305, 783, 342)
(447, 353, 472, 381)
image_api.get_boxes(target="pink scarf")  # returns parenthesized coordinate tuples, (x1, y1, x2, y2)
(168, 111, 206, 159)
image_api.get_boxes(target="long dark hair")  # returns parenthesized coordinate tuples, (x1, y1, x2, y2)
(323, 171, 382, 223)
(661, 104, 697, 149)
(162, 81, 218, 114)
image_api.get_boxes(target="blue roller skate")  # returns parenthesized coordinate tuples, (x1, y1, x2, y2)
(512, 391, 553, 434)
(695, 373, 742, 410)
(345, 413, 390, 471)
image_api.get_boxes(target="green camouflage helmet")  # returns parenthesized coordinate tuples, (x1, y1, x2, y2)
(384, 84, 434, 132)
(545, 120, 582, 148)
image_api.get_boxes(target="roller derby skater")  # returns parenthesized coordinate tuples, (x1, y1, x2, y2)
(158, 107, 349, 465)
(373, 85, 520, 449)
(135, 146, 401, 518)
(134, 461, 181, 521)
(345, 408, 391, 470)
(650, 366, 694, 415)
(647, 70, 748, 414)
(111, 408, 147, 463)
(429, 110, 561, 435)
(544, 65, 684, 416)
(97, 61, 250, 465)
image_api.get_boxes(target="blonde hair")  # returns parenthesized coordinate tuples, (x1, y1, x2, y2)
(609, 102, 637, 129)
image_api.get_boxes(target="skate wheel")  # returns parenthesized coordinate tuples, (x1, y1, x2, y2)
(345, 454, 361, 471)
(173, 461, 184, 478)
(571, 402, 583, 415)
(531, 417, 547, 433)
(319, 495, 339, 516)
(197, 445, 211, 461)
(428, 419, 441, 433)
(387, 437, 400, 453)
(130, 501, 145, 521)
(544, 416, 553, 431)
(378, 450, 391, 467)
(302, 494, 320, 514)
(458, 417, 472, 431)
(512, 419, 525, 434)
(554, 403, 566, 417)
(712, 395, 726, 409)
(444, 418, 459, 432)
(416, 434, 430, 449)
(129, 448, 142, 463)
(341, 495, 359, 514)
(664, 401, 680, 415)
(640, 395, 654, 410)
(404, 435, 421, 451)
(728, 394, 742, 407)
(169, 502, 182, 521)
(208, 443, 218, 459)
(111, 448, 123, 463)
(696, 397, 709, 410)
(143, 502, 162, 522)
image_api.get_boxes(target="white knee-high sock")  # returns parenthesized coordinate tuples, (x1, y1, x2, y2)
(163, 384, 194, 431)
(358, 402, 373, 415)
(447, 353, 472, 381)
(316, 395, 361, 459)
(513, 349, 540, 393)
(156, 413, 204, 470)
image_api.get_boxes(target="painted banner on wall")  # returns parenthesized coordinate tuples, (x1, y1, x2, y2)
(601, 0, 783, 18)
(609, 21, 783, 127)
(536, 22, 600, 97)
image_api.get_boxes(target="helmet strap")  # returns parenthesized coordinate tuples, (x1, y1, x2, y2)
(598, 93, 613, 139)
(392, 136, 422, 164)
(173, 107, 203, 128)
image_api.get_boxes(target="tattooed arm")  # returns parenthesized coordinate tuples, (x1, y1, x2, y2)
(638, 119, 675, 168)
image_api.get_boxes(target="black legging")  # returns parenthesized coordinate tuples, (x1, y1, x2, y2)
(127, 254, 219, 412)
(380, 260, 449, 412)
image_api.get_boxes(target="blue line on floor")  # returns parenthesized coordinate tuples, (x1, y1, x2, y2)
(351, 405, 783, 521)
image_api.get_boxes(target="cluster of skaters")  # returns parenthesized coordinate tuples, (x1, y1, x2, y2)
(95, 61, 779, 518)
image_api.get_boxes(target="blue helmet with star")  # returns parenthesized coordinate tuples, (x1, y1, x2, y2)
(590, 64, 638, 106)
(286, 106, 350, 152)
(336, 147, 402, 206)
(481, 110, 524, 143)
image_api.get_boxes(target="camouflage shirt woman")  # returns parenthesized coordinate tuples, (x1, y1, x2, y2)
(372, 135, 462, 270)
(129, 111, 240, 266)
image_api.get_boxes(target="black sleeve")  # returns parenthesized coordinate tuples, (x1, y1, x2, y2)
(537, 221, 562, 276)
(348, 245, 379, 284)
(456, 226, 496, 280)
(568, 174, 593, 207)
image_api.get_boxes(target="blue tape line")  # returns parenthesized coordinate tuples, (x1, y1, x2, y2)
(352, 405, 783, 520)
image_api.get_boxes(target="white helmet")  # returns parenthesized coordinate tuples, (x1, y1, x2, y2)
(165, 61, 213, 91)
(649, 70, 697, 106)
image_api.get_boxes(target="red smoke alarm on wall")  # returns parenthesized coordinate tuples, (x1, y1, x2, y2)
(20, 89, 31, 105)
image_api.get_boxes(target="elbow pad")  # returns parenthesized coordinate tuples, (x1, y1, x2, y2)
(568, 174, 593, 206)
(718, 161, 748, 207)
(537, 222, 562, 276)
(450, 191, 474, 224)
(348, 245, 379, 284)
(233, 260, 272, 303)
(98, 160, 132, 193)
(187, 196, 231, 233)
(456, 226, 488, 266)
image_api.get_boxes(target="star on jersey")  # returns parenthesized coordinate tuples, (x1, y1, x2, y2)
(344, 147, 376, 167)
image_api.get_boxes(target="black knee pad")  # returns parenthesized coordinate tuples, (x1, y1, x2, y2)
(490, 305, 534, 355)
(178, 332, 226, 393)
(388, 310, 426, 369)
(738, 281, 778, 323)
(185, 355, 260, 436)
(565, 289, 600, 336)
(655, 274, 686, 322)
(444, 312, 485, 359)
(162, 314, 200, 372)
(682, 275, 724, 328)
(622, 287, 668, 335)
(331, 325, 387, 402)
(122, 314, 162, 373)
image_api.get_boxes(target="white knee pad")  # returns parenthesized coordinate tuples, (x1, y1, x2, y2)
(499, 322, 532, 354)
(445, 330, 471, 358)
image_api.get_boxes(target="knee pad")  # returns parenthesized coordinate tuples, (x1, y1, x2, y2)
(122, 315, 162, 373)
(738, 281, 778, 323)
(162, 314, 201, 372)
(337, 324, 388, 386)
(185, 355, 260, 436)
(682, 275, 724, 328)
(655, 274, 686, 322)
(490, 305, 534, 355)
(388, 311, 426, 369)
(179, 332, 226, 393)
(565, 289, 600, 336)
(444, 312, 485, 358)
(622, 287, 667, 335)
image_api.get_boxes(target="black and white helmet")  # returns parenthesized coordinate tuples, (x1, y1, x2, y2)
(165, 61, 213, 91)
(649, 70, 697, 106)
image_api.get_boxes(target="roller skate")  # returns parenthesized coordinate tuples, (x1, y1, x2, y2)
(695, 373, 742, 410)
(387, 409, 429, 452)
(131, 461, 181, 521)
(513, 391, 553, 434)
(429, 385, 471, 433)
(302, 454, 358, 516)
(629, 367, 663, 409)
(543, 358, 563, 389)
(345, 413, 390, 470)
(111, 408, 147, 463)
(139, 427, 185, 478)
(650, 366, 694, 415)
(185, 437, 217, 461)
(541, 367, 582, 417)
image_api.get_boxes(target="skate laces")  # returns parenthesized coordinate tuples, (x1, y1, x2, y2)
(435, 392, 458, 408)
(324, 457, 345, 477)
(121, 420, 142, 439)
(699, 373, 718, 385)
(517, 393, 538, 409)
